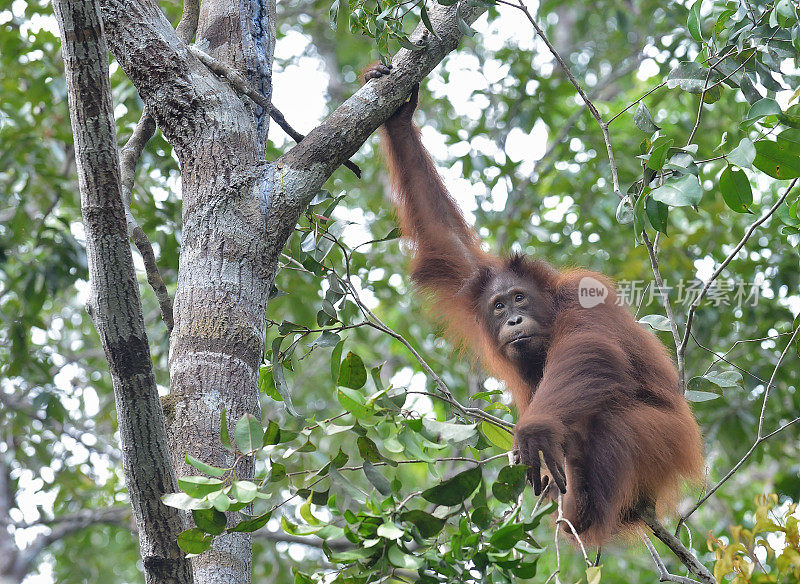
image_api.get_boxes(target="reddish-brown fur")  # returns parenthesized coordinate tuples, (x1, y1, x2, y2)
(370, 72, 703, 545)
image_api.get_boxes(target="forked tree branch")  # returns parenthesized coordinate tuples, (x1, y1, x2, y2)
(187, 45, 362, 177)
(637, 506, 715, 584)
(262, 1, 488, 269)
(115, 0, 199, 332)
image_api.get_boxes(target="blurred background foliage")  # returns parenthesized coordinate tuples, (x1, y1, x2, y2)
(1, 0, 799, 581)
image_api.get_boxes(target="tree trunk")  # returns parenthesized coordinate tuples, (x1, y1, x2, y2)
(63, 0, 485, 580)
(53, 1, 191, 582)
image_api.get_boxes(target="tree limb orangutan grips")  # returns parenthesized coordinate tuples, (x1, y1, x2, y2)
(365, 64, 704, 546)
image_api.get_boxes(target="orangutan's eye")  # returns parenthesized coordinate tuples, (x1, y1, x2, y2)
(515, 294, 524, 302)
(494, 302, 504, 311)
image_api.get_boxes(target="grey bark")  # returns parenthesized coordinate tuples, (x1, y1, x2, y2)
(52, 1, 192, 583)
(263, 2, 487, 270)
(70, 0, 484, 581)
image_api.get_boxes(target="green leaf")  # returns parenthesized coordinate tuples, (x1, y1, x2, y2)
(634, 102, 659, 133)
(337, 351, 367, 389)
(489, 522, 525, 549)
(177, 528, 213, 554)
(329, 0, 339, 30)
(472, 506, 492, 529)
(514, 561, 539, 579)
(229, 480, 258, 504)
(481, 421, 514, 450)
(616, 196, 635, 224)
(685, 376, 723, 402)
(311, 331, 341, 347)
(704, 370, 743, 388)
(777, 128, 800, 153)
(192, 508, 227, 535)
(234, 413, 263, 454)
(727, 138, 756, 168)
(395, 36, 425, 52)
(471, 390, 504, 402)
(229, 511, 272, 533)
(162, 492, 213, 510)
(420, 5, 437, 36)
(651, 174, 703, 207)
(363, 460, 392, 495)
(688, 1, 702, 42)
(185, 454, 227, 478)
(586, 565, 603, 584)
(271, 337, 298, 416)
(220, 409, 232, 451)
(492, 464, 528, 503)
(338, 387, 370, 418)
(719, 166, 753, 213)
(638, 314, 672, 331)
(400, 509, 445, 537)
(647, 137, 674, 171)
(328, 466, 367, 504)
(330, 338, 345, 381)
(457, 15, 474, 37)
(377, 521, 405, 540)
(746, 98, 782, 121)
(263, 420, 280, 446)
(300, 496, 322, 525)
(209, 491, 232, 512)
(421, 466, 482, 506)
(269, 462, 287, 482)
(422, 419, 478, 442)
(178, 476, 225, 498)
(774, 0, 797, 26)
(327, 547, 378, 563)
(388, 545, 425, 569)
(645, 197, 669, 234)
(754, 138, 800, 179)
(666, 61, 716, 93)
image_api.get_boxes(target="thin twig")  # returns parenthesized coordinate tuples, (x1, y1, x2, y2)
(497, 0, 620, 195)
(498, 51, 643, 245)
(279, 251, 513, 431)
(642, 231, 682, 351)
(556, 514, 591, 567)
(284, 452, 509, 477)
(702, 332, 794, 379)
(678, 179, 798, 388)
(679, 324, 800, 527)
(693, 332, 766, 384)
(609, 82, 667, 124)
(685, 63, 717, 147)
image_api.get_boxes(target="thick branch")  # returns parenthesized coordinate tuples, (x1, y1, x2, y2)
(187, 45, 361, 177)
(263, 1, 487, 265)
(637, 506, 715, 584)
(52, 2, 191, 582)
(114, 0, 200, 332)
(639, 527, 706, 584)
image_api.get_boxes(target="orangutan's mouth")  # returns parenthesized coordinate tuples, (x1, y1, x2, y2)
(507, 334, 535, 346)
